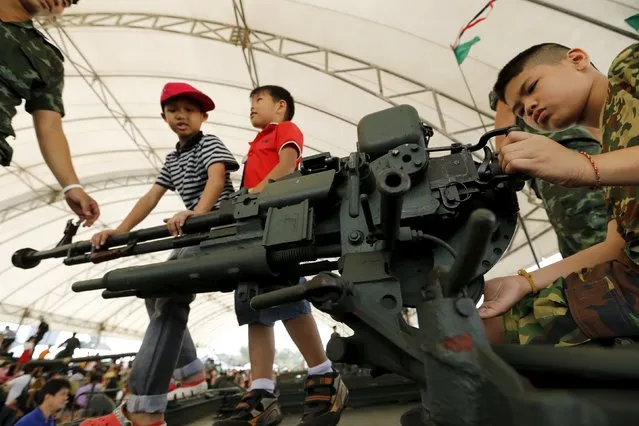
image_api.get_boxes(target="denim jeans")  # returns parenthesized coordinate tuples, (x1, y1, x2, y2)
(125, 246, 204, 414)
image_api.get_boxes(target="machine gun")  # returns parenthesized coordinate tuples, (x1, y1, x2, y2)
(12, 105, 639, 425)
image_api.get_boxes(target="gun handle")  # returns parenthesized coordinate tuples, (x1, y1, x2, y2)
(251, 285, 306, 310)
(443, 209, 496, 297)
(349, 173, 360, 217)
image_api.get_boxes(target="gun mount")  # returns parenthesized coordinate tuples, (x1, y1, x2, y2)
(12, 105, 639, 425)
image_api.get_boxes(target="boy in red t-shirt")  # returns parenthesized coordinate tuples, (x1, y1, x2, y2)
(216, 86, 348, 426)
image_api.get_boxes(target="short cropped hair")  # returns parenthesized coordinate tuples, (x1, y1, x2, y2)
(36, 378, 70, 404)
(250, 85, 295, 121)
(493, 43, 570, 103)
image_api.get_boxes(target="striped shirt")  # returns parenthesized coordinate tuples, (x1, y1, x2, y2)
(156, 132, 239, 210)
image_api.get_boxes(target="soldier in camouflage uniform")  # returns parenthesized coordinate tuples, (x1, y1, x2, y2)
(489, 91, 608, 257)
(0, 0, 99, 225)
(478, 42, 639, 347)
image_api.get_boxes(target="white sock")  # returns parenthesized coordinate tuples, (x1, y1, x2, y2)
(307, 359, 333, 376)
(250, 378, 275, 393)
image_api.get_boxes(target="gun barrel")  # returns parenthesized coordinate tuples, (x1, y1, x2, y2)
(444, 208, 496, 297)
(64, 231, 214, 266)
(378, 169, 411, 249)
(12, 203, 235, 269)
(73, 244, 273, 294)
(72, 278, 104, 292)
(71, 243, 342, 298)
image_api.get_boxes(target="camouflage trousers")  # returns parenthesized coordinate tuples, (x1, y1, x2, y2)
(504, 251, 639, 346)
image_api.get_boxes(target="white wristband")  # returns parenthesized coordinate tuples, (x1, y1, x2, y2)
(62, 184, 83, 194)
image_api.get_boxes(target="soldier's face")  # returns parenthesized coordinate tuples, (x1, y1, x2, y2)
(504, 49, 593, 132)
(21, 0, 73, 17)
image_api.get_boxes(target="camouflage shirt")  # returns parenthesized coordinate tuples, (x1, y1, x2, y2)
(0, 19, 65, 165)
(489, 92, 608, 257)
(601, 43, 639, 265)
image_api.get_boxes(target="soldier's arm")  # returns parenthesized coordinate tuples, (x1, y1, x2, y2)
(33, 110, 80, 188)
(494, 100, 517, 150)
(584, 147, 639, 186)
(525, 220, 624, 291)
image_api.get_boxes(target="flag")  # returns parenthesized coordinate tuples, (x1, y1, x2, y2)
(450, 0, 495, 66)
(626, 13, 639, 32)
(454, 36, 481, 65)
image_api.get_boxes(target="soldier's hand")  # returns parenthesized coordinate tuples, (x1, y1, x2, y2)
(90, 229, 120, 249)
(477, 275, 531, 319)
(64, 188, 100, 227)
(165, 210, 195, 236)
(498, 131, 596, 187)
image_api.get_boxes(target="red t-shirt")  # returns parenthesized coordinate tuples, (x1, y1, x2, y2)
(242, 121, 304, 189)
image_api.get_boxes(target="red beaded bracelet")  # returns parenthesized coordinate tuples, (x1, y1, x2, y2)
(580, 151, 601, 188)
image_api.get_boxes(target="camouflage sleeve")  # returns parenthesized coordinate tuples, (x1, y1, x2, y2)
(606, 43, 639, 92)
(24, 40, 65, 117)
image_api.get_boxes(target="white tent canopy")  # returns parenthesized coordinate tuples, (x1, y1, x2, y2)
(0, 0, 636, 346)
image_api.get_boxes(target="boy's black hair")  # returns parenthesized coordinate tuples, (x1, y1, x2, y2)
(161, 96, 205, 113)
(494, 43, 570, 103)
(250, 85, 295, 121)
(36, 378, 70, 405)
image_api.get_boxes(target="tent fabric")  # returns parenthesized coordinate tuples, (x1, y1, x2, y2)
(0, 0, 636, 346)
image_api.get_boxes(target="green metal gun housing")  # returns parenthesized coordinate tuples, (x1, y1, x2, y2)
(15, 105, 638, 425)
(13, 105, 523, 305)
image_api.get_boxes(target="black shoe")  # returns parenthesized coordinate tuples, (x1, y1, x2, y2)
(296, 372, 349, 426)
(213, 389, 282, 426)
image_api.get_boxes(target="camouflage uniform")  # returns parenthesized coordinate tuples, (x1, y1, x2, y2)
(0, 20, 65, 166)
(504, 43, 639, 346)
(489, 92, 608, 257)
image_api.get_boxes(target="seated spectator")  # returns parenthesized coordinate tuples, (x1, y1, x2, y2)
(75, 373, 103, 408)
(68, 368, 85, 383)
(15, 378, 70, 426)
(5, 365, 34, 406)
(102, 375, 119, 403)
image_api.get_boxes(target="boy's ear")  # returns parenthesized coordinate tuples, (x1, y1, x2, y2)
(202, 112, 209, 121)
(161, 112, 167, 122)
(566, 48, 591, 71)
(278, 100, 287, 115)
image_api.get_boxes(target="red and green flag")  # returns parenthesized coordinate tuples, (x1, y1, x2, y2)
(451, 0, 496, 65)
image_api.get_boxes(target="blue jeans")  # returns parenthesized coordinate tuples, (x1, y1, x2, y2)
(126, 247, 204, 414)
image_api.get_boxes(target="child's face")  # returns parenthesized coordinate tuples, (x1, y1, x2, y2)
(250, 91, 285, 128)
(162, 98, 208, 139)
(21, 0, 73, 17)
(503, 50, 592, 132)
